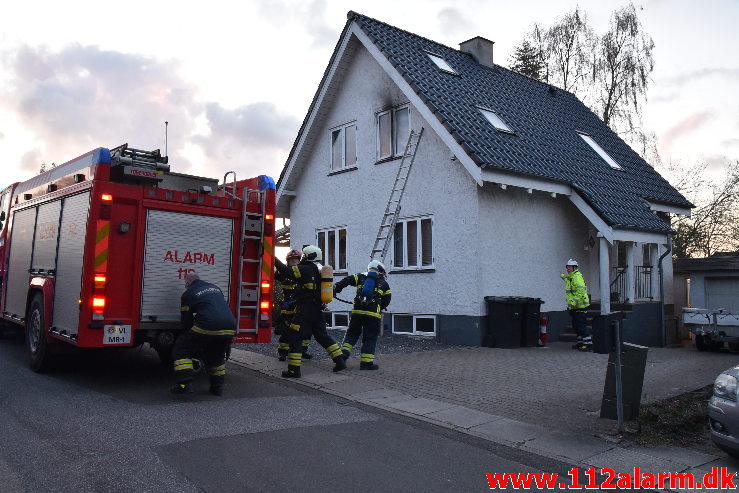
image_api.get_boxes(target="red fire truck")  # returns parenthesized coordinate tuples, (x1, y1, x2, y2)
(0, 144, 275, 372)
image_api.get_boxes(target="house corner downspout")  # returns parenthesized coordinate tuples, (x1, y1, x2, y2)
(658, 235, 673, 347)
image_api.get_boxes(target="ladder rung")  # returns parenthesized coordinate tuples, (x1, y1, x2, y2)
(242, 259, 260, 263)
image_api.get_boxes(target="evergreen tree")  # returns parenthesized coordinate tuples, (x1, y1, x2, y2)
(509, 40, 545, 80)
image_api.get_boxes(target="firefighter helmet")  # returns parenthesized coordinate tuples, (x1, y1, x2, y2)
(302, 245, 322, 262)
(286, 249, 302, 261)
(368, 259, 386, 276)
(566, 259, 578, 267)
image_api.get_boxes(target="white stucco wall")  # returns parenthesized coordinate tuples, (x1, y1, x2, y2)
(288, 42, 480, 317)
(476, 185, 599, 315)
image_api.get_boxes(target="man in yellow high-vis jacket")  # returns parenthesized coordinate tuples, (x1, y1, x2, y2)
(560, 259, 591, 350)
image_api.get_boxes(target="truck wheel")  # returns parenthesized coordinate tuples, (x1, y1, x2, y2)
(27, 293, 53, 373)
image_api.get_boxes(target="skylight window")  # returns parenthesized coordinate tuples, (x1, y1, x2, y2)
(426, 52, 457, 74)
(477, 107, 513, 133)
(578, 133, 623, 170)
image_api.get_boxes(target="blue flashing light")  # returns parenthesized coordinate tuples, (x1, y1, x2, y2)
(92, 148, 112, 164)
(259, 175, 276, 190)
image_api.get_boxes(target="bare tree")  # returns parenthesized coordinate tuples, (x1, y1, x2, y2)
(591, 3, 654, 136)
(511, 3, 654, 146)
(38, 162, 56, 174)
(544, 6, 594, 94)
(668, 161, 739, 258)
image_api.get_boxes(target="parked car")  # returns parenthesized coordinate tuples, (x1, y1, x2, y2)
(709, 365, 739, 457)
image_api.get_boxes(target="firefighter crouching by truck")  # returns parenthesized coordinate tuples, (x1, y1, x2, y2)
(334, 260, 391, 370)
(273, 245, 346, 378)
(171, 273, 236, 396)
(275, 249, 313, 361)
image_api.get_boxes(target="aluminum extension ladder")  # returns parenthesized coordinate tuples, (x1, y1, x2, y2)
(236, 186, 268, 334)
(369, 127, 424, 262)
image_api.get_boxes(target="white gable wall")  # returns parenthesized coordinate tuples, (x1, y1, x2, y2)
(288, 41, 482, 318)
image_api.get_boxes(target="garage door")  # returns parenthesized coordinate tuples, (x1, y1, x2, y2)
(706, 277, 739, 311)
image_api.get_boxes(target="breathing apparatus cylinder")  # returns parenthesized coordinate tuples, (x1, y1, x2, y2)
(320, 265, 334, 303)
(360, 268, 379, 303)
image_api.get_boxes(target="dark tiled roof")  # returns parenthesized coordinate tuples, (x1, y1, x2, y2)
(349, 11, 692, 232)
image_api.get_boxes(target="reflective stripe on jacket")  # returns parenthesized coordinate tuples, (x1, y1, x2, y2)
(334, 273, 391, 319)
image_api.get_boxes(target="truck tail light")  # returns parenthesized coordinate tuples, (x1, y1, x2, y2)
(92, 296, 106, 309)
(260, 300, 270, 310)
(100, 194, 113, 219)
(260, 281, 270, 293)
(94, 274, 107, 288)
(263, 213, 274, 235)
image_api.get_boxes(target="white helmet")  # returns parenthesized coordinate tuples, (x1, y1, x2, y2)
(566, 259, 578, 267)
(302, 245, 322, 262)
(367, 259, 386, 276)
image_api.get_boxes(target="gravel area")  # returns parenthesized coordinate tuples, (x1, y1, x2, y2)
(233, 329, 468, 360)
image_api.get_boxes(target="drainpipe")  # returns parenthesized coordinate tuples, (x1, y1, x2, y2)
(658, 235, 673, 347)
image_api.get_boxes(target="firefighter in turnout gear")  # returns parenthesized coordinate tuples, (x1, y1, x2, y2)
(273, 245, 346, 378)
(560, 259, 592, 351)
(334, 260, 391, 370)
(171, 273, 236, 396)
(275, 249, 313, 361)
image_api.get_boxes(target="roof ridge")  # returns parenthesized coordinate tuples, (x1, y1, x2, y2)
(348, 10, 573, 96)
(347, 11, 471, 62)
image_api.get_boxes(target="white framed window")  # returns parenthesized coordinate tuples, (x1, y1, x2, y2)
(578, 132, 623, 170)
(317, 226, 347, 272)
(377, 105, 410, 160)
(392, 216, 433, 269)
(393, 314, 436, 336)
(425, 52, 457, 74)
(326, 311, 350, 329)
(477, 106, 513, 133)
(330, 122, 357, 171)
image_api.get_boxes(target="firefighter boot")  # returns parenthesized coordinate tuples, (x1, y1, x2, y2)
(360, 362, 379, 370)
(281, 365, 301, 378)
(332, 355, 347, 373)
(170, 381, 193, 395)
(209, 375, 225, 396)
(277, 349, 288, 362)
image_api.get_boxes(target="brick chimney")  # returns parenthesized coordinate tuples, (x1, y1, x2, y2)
(459, 36, 495, 69)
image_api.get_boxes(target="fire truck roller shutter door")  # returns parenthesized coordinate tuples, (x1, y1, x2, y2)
(4, 207, 38, 319)
(52, 192, 91, 336)
(141, 210, 234, 322)
(31, 200, 61, 273)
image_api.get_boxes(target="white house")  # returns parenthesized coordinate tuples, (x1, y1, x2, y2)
(276, 12, 693, 346)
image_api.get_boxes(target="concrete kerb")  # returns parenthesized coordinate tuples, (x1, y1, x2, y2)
(227, 347, 724, 482)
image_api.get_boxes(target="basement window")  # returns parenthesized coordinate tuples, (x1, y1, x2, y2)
(478, 107, 513, 133)
(578, 133, 623, 170)
(393, 314, 436, 336)
(425, 51, 457, 74)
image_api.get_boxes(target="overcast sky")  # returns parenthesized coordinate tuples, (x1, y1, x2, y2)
(0, 0, 737, 187)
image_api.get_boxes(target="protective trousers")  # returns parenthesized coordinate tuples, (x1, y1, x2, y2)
(286, 304, 343, 369)
(341, 314, 380, 364)
(172, 329, 233, 389)
(569, 309, 590, 339)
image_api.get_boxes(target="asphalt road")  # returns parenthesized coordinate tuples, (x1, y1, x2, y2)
(0, 331, 575, 492)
